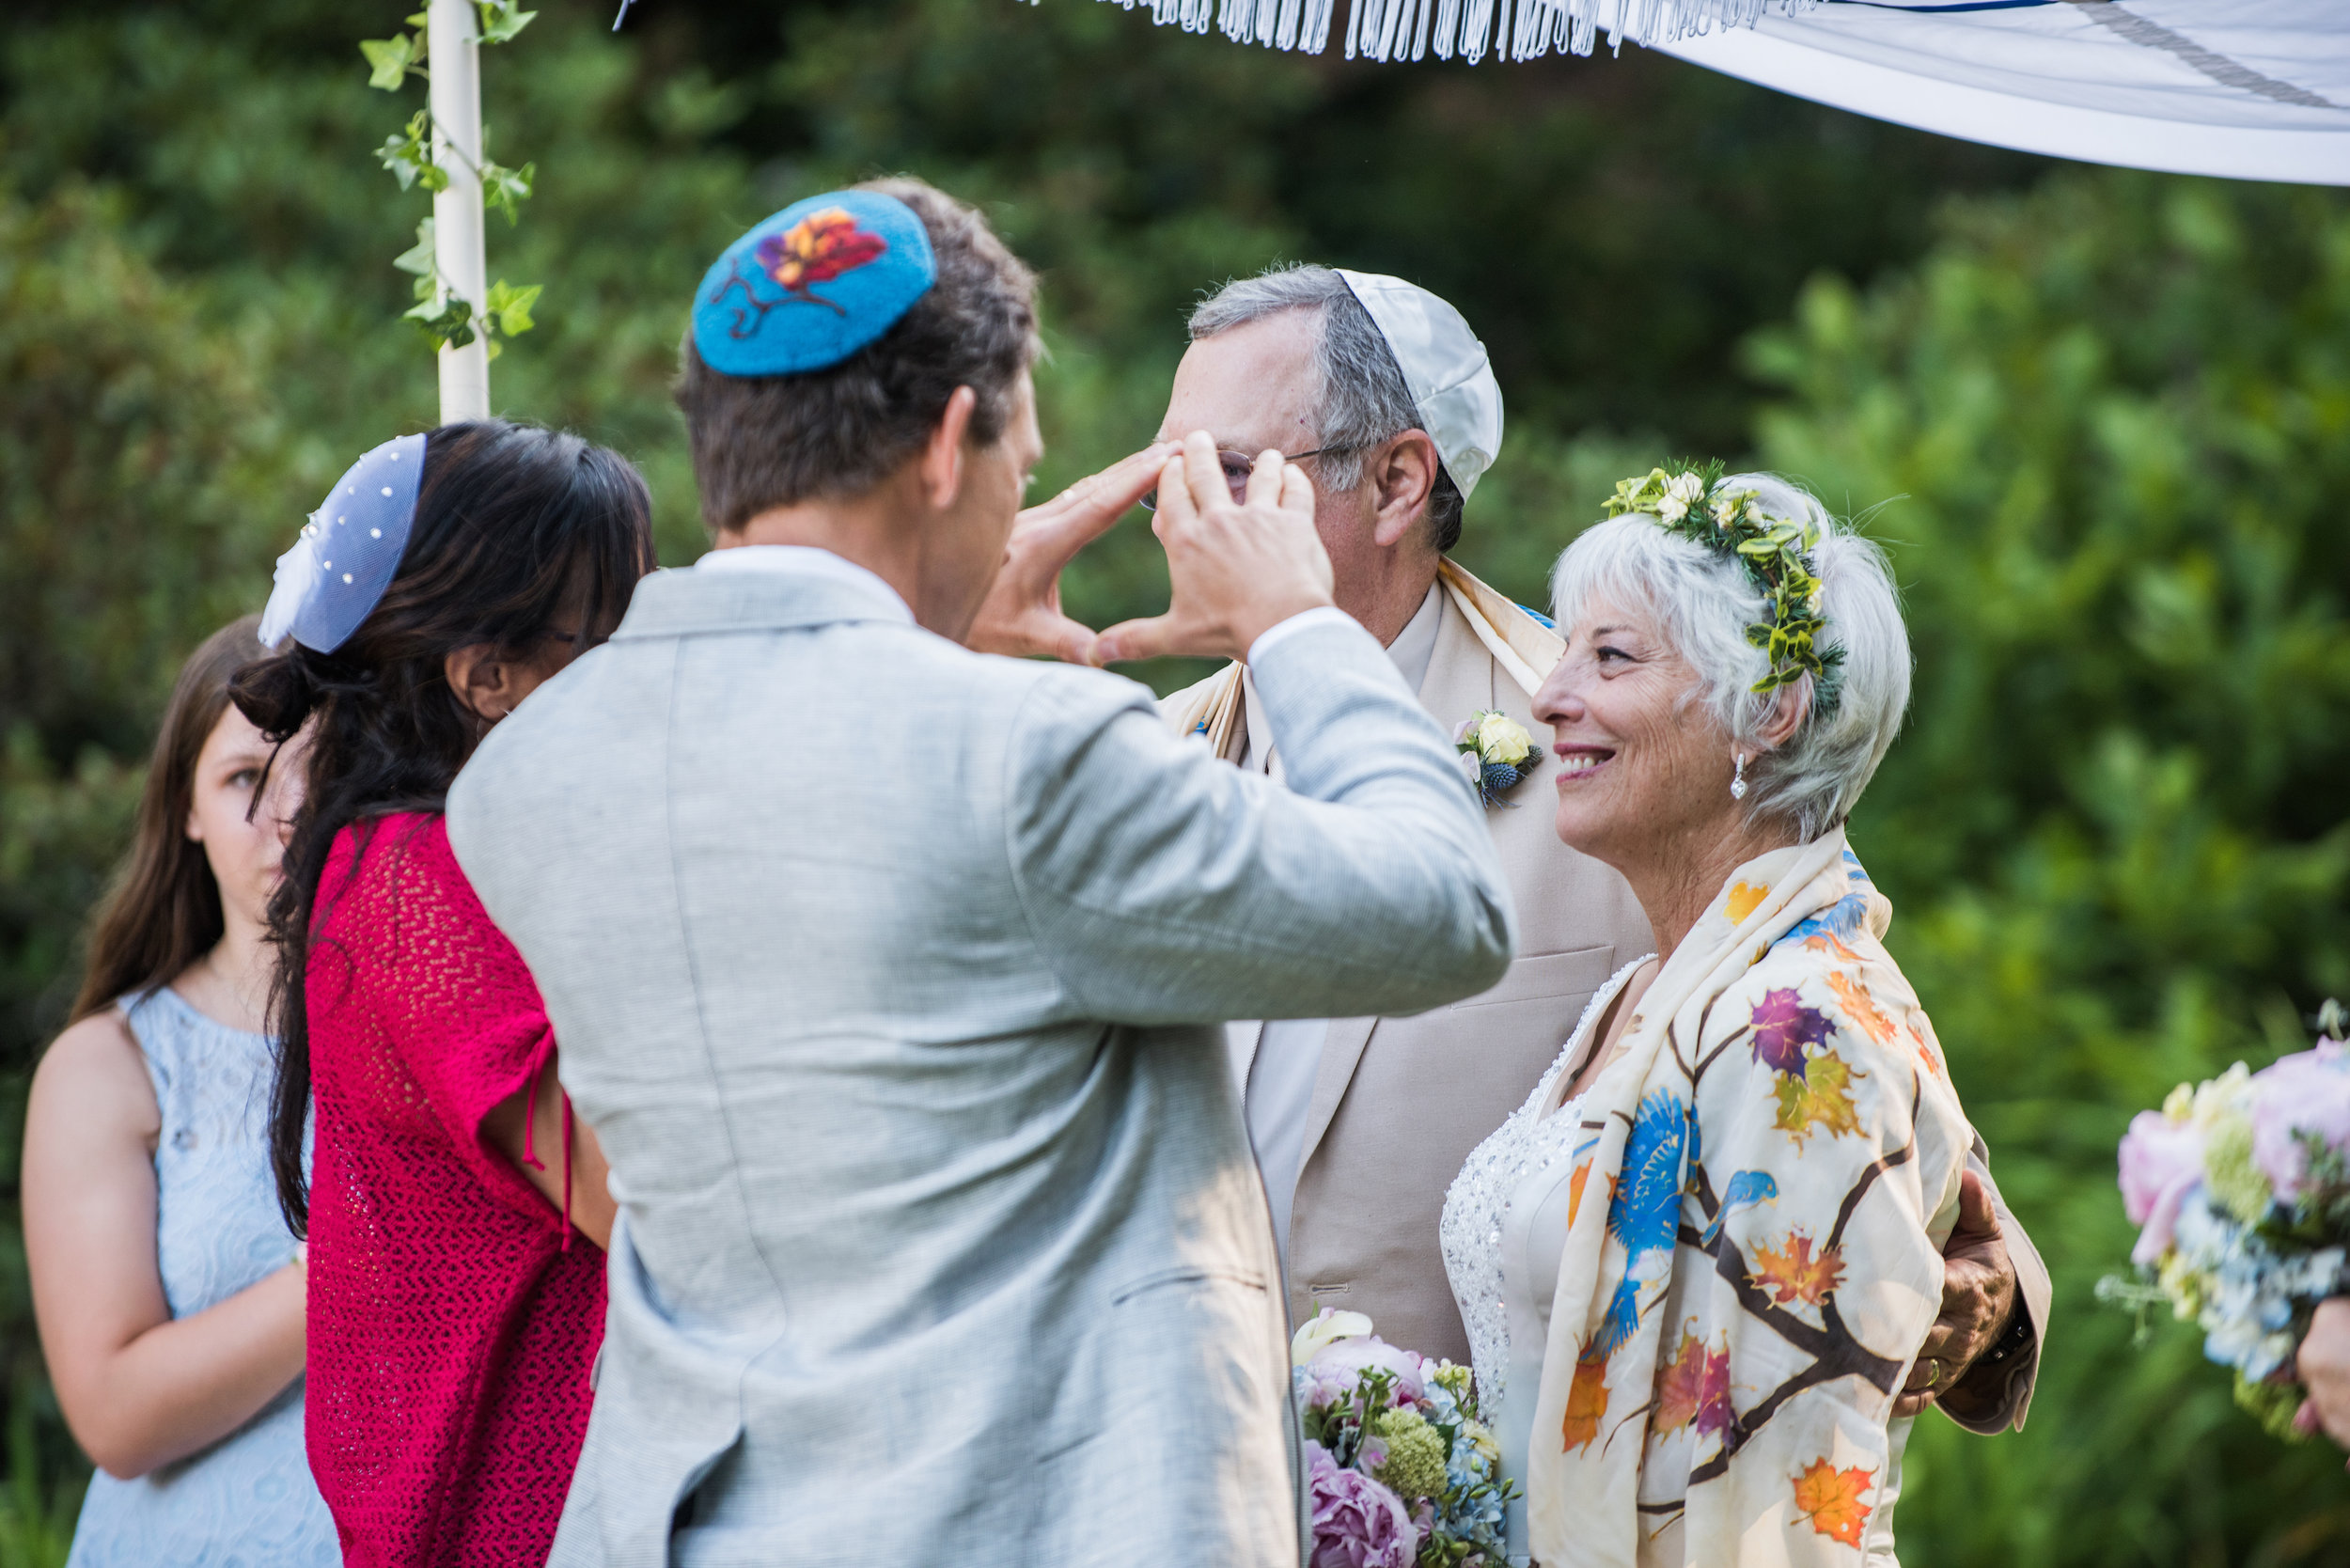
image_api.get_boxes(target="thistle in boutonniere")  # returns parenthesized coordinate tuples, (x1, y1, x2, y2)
(1454, 710, 1537, 808)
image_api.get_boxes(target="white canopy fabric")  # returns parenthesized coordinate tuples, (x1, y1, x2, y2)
(1661, 3, 2350, 186)
(1067, 0, 2350, 185)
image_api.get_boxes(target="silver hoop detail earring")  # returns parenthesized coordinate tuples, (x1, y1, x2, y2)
(1731, 753, 1748, 801)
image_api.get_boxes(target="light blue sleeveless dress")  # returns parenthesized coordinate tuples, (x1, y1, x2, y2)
(64, 987, 338, 1568)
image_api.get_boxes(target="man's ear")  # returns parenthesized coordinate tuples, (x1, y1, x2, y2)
(1369, 430, 1440, 550)
(445, 644, 520, 725)
(919, 386, 980, 511)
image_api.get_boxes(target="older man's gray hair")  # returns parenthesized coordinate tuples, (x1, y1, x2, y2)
(1548, 474, 1913, 842)
(1190, 264, 1467, 554)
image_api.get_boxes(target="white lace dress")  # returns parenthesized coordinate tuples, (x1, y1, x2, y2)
(1440, 958, 1649, 1563)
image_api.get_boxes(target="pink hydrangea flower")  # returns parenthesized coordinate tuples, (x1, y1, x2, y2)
(1305, 1442, 1419, 1568)
(2250, 1041, 2350, 1200)
(2117, 1109, 2205, 1265)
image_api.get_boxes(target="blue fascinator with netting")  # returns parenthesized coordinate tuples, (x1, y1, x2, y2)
(691, 190, 936, 378)
(258, 433, 427, 653)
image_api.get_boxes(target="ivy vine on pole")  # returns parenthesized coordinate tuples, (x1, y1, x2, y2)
(361, 1, 543, 360)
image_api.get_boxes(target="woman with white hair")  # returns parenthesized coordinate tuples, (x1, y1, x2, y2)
(1440, 467, 1972, 1565)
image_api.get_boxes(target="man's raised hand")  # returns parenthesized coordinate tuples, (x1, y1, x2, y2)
(964, 444, 1172, 664)
(1091, 432, 1337, 666)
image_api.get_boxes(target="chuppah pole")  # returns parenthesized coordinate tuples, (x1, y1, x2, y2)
(428, 0, 491, 422)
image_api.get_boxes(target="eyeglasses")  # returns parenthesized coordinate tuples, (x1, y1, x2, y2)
(1139, 445, 1357, 511)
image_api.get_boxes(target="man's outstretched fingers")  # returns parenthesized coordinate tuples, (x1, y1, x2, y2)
(1092, 615, 1178, 666)
(965, 446, 1175, 662)
(1025, 446, 1167, 539)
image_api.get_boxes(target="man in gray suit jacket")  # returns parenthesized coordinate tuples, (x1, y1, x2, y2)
(446, 180, 1514, 1567)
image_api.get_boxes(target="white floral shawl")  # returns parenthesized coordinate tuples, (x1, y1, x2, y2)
(1525, 830, 1971, 1566)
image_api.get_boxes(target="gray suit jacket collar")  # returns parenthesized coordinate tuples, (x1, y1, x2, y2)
(613, 564, 923, 642)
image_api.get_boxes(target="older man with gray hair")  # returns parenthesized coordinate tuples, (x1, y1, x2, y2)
(1095, 262, 2050, 1433)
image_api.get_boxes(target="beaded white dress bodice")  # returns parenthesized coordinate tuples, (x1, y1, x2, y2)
(1440, 959, 1647, 1412)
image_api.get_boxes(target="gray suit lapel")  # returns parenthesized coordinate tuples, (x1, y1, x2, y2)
(1226, 1020, 1264, 1088)
(1238, 667, 1282, 781)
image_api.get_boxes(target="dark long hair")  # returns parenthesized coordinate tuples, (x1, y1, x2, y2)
(69, 616, 270, 1024)
(232, 420, 654, 1232)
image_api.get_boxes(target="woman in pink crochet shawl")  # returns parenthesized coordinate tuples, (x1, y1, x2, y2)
(234, 419, 654, 1568)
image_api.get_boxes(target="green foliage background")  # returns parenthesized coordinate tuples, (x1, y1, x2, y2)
(2, 2, 2346, 1561)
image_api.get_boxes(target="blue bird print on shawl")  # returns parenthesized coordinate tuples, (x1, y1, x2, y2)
(1592, 1091, 1689, 1361)
(1778, 891, 1868, 949)
(1771, 850, 1874, 948)
(1700, 1169, 1779, 1247)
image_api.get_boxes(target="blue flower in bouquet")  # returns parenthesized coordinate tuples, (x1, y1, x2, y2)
(2166, 1189, 2345, 1382)
(1424, 1422, 1510, 1557)
(1416, 1364, 1468, 1428)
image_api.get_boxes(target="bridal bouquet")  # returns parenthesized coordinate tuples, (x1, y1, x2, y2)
(2109, 1004, 2350, 1436)
(1291, 1309, 1516, 1568)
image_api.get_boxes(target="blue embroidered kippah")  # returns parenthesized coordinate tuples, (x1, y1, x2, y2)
(258, 433, 427, 653)
(691, 191, 936, 378)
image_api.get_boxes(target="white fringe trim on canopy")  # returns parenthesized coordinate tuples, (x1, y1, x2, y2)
(1028, 0, 1813, 62)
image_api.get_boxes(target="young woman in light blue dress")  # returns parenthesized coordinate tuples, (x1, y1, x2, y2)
(24, 615, 337, 1567)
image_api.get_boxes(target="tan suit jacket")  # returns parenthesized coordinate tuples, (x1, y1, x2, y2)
(1161, 560, 2049, 1432)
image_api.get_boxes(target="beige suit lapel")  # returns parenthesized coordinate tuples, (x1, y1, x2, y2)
(1167, 661, 1247, 759)
(1294, 590, 1499, 1173)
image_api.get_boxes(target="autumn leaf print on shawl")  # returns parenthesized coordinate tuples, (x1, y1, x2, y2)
(1524, 830, 1971, 1566)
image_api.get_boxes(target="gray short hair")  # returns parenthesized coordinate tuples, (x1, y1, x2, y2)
(1548, 474, 1911, 841)
(1188, 264, 1466, 553)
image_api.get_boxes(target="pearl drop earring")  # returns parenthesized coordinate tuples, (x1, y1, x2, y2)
(1731, 753, 1748, 801)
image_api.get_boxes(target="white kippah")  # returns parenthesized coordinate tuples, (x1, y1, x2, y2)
(1335, 269, 1506, 501)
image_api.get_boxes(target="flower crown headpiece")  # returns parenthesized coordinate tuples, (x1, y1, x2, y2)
(1604, 462, 1844, 713)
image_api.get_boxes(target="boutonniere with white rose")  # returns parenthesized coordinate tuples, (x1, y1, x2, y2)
(1453, 710, 1538, 808)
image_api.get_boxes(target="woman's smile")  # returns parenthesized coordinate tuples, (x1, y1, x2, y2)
(1553, 745, 1616, 785)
